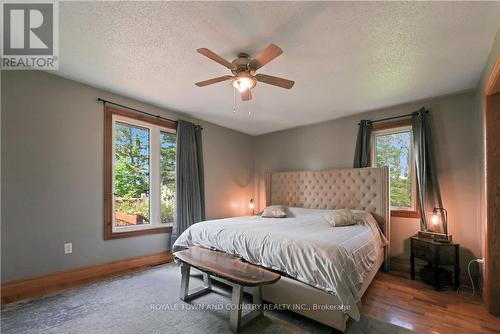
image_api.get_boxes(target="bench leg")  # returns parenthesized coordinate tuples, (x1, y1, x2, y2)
(203, 272, 212, 289)
(252, 286, 263, 316)
(229, 285, 243, 333)
(229, 285, 264, 333)
(179, 262, 211, 302)
(179, 264, 263, 334)
(180, 262, 191, 301)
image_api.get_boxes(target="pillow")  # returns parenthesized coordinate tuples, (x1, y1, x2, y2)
(324, 209, 357, 227)
(261, 205, 287, 218)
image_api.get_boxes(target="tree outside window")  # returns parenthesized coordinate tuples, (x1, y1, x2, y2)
(371, 122, 417, 217)
(114, 122, 150, 226)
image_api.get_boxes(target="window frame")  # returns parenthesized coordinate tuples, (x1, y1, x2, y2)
(370, 119, 421, 219)
(104, 107, 177, 240)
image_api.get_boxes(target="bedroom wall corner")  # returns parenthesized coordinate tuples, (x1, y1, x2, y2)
(253, 91, 482, 272)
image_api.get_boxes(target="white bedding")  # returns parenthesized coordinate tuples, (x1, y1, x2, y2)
(172, 207, 388, 320)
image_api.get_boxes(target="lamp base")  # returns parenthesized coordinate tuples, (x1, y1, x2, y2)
(418, 231, 452, 243)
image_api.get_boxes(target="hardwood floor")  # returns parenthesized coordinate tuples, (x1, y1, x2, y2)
(4, 259, 499, 333)
(362, 272, 500, 334)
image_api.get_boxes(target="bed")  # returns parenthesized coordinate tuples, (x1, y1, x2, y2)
(173, 167, 390, 332)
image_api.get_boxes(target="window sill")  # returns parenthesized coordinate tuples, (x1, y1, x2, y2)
(105, 225, 172, 240)
(113, 222, 173, 233)
(391, 210, 420, 219)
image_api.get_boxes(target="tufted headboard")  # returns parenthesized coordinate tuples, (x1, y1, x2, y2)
(265, 167, 390, 239)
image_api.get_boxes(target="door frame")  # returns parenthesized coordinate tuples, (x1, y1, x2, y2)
(483, 55, 500, 316)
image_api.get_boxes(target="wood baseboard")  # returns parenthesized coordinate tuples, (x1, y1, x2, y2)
(1, 251, 173, 305)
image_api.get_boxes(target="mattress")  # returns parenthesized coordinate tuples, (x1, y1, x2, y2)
(172, 207, 388, 320)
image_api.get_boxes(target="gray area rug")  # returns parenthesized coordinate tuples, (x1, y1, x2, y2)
(1, 263, 416, 334)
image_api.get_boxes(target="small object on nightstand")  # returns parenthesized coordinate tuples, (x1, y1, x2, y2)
(410, 235, 460, 291)
(249, 198, 255, 215)
(417, 230, 452, 243)
(418, 207, 452, 243)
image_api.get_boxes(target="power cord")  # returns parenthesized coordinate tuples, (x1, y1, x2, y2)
(457, 258, 483, 298)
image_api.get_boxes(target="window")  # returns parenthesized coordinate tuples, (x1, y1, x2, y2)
(104, 107, 176, 239)
(114, 122, 151, 226)
(371, 119, 419, 218)
(160, 131, 176, 223)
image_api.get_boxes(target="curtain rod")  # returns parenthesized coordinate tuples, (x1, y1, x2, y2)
(97, 98, 203, 130)
(358, 108, 428, 125)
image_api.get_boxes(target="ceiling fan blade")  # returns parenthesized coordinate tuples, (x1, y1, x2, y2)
(249, 44, 283, 71)
(255, 74, 294, 89)
(241, 89, 252, 101)
(197, 48, 235, 70)
(195, 75, 233, 87)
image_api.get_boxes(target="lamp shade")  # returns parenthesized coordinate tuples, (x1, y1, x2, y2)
(427, 207, 448, 235)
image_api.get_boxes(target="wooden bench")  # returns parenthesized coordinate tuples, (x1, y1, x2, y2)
(174, 246, 281, 333)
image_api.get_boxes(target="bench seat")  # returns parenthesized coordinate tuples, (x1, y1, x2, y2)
(174, 246, 281, 333)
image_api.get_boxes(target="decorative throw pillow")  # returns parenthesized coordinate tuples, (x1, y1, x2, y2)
(261, 205, 287, 218)
(324, 209, 357, 227)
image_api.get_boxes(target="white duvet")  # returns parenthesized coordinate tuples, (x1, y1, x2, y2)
(172, 207, 388, 320)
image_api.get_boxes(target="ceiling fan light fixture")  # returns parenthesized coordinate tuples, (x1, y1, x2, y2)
(195, 44, 293, 102)
(232, 73, 256, 92)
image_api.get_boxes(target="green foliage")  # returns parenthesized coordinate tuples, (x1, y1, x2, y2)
(113, 124, 177, 226)
(114, 122, 150, 199)
(390, 177, 411, 208)
(160, 132, 176, 223)
(116, 197, 150, 225)
(161, 183, 175, 223)
(375, 131, 412, 208)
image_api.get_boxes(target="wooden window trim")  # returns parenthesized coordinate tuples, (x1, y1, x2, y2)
(391, 201, 421, 219)
(371, 118, 421, 219)
(104, 106, 176, 240)
(372, 118, 413, 132)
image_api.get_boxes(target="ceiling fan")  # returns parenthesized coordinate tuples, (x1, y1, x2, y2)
(195, 44, 294, 101)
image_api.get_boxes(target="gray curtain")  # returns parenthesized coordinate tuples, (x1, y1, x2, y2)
(353, 120, 373, 168)
(172, 120, 205, 240)
(412, 109, 442, 231)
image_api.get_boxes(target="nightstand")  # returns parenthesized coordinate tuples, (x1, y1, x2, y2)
(410, 235, 460, 291)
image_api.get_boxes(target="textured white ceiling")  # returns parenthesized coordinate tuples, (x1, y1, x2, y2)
(58, 2, 499, 135)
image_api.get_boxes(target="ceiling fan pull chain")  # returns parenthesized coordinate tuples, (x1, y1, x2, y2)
(233, 87, 237, 113)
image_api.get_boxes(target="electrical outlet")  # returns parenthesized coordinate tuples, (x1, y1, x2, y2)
(64, 243, 72, 254)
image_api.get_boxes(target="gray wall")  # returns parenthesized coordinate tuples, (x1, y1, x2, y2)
(1, 71, 254, 282)
(254, 91, 482, 269)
